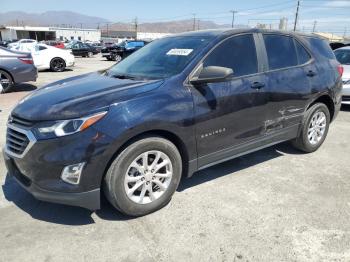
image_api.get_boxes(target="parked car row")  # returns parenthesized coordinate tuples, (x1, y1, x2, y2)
(101, 40, 148, 62)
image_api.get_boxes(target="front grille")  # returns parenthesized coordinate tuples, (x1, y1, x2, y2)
(10, 115, 34, 128)
(6, 127, 30, 155)
(343, 95, 350, 102)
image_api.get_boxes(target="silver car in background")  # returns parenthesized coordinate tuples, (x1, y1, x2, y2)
(334, 46, 350, 104)
(0, 46, 37, 93)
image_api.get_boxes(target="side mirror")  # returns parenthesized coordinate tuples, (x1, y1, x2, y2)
(190, 66, 233, 85)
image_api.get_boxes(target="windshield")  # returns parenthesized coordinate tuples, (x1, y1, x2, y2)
(107, 36, 211, 79)
(335, 49, 350, 65)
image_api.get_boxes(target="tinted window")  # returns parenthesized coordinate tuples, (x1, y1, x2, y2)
(306, 37, 335, 59)
(294, 39, 311, 64)
(335, 49, 350, 65)
(203, 34, 258, 77)
(38, 45, 47, 51)
(264, 34, 297, 70)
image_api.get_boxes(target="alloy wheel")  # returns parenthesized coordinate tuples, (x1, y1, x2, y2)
(124, 150, 173, 204)
(0, 71, 12, 93)
(51, 58, 65, 72)
(307, 111, 327, 145)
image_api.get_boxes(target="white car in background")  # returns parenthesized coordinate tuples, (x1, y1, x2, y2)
(8, 39, 37, 52)
(334, 46, 350, 105)
(30, 44, 75, 72)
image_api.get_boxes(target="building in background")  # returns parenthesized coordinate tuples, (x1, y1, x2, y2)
(0, 26, 101, 42)
(101, 30, 171, 43)
(279, 17, 288, 30)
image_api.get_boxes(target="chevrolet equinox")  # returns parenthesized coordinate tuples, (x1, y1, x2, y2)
(3, 29, 343, 216)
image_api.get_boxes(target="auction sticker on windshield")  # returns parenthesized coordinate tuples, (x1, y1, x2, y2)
(166, 49, 193, 56)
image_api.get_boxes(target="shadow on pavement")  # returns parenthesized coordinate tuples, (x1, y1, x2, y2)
(2, 142, 301, 225)
(178, 143, 293, 191)
(11, 83, 37, 92)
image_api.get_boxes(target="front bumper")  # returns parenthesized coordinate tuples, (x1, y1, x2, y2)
(101, 52, 112, 58)
(3, 151, 100, 210)
(66, 55, 75, 68)
(3, 123, 115, 210)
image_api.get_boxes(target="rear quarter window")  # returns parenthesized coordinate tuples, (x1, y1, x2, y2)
(306, 37, 335, 60)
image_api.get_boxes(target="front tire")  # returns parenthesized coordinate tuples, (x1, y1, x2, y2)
(111, 54, 122, 63)
(0, 70, 14, 93)
(104, 137, 182, 216)
(291, 103, 330, 153)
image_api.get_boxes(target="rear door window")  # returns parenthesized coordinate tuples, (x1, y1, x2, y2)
(263, 34, 298, 70)
(203, 34, 258, 77)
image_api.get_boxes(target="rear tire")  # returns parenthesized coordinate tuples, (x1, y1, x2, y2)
(291, 103, 330, 153)
(50, 58, 66, 72)
(104, 137, 182, 216)
(0, 70, 14, 93)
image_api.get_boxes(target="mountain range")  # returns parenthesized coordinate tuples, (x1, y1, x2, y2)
(0, 11, 243, 33)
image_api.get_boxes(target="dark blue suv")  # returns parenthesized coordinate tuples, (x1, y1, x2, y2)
(3, 29, 343, 216)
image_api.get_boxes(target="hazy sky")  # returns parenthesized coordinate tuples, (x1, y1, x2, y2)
(1, 0, 350, 34)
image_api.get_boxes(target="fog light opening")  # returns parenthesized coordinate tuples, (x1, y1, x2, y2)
(61, 163, 85, 185)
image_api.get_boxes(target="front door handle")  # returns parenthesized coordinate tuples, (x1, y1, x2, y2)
(251, 82, 265, 89)
(306, 70, 316, 77)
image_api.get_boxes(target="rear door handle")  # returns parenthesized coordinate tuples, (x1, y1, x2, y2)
(306, 70, 316, 77)
(251, 82, 265, 89)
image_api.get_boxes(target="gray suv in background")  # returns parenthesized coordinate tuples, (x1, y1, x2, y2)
(0, 46, 37, 93)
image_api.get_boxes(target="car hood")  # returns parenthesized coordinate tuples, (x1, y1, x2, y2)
(12, 72, 164, 121)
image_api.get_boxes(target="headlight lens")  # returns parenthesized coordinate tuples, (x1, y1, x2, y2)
(34, 111, 107, 139)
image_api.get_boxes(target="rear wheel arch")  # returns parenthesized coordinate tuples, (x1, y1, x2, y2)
(0, 68, 14, 83)
(307, 94, 335, 122)
(101, 129, 190, 188)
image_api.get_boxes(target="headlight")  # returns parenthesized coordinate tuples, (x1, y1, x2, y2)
(34, 111, 107, 139)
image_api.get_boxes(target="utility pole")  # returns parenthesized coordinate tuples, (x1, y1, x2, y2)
(230, 10, 238, 28)
(134, 17, 138, 39)
(106, 23, 109, 38)
(293, 0, 300, 31)
(312, 21, 317, 33)
(192, 14, 196, 31)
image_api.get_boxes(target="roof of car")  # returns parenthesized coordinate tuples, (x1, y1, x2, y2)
(335, 46, 350, 51)
(171, 28, 322, 39)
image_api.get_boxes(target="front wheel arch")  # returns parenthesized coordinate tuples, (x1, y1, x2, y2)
(101, 130, 190, 189)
